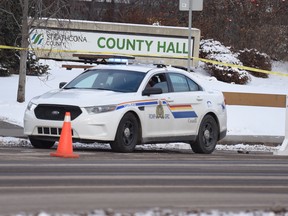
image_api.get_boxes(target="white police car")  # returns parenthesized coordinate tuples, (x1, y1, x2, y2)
(24, 63, 227, 154)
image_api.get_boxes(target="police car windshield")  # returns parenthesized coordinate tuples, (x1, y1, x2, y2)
(64, 69, 145, 93)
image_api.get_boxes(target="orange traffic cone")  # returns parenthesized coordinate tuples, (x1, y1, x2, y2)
(50, 112, 79, 158)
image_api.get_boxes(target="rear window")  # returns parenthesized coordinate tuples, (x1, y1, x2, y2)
(169, 73, 201, 92)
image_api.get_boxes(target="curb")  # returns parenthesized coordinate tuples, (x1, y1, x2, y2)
(219, 135, 283, 146)
(0, 121, 26, 139)
(0, 121, 284, 145)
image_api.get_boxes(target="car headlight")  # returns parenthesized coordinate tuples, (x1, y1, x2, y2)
(27, 102, 37, 111)
(85, 105, 116, 114)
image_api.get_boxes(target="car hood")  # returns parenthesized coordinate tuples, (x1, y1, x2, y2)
(31, 89, 136, 107)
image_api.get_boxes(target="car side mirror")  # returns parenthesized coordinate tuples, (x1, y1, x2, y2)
(142, 87, 162, 96)
(59, 82, 67, 88)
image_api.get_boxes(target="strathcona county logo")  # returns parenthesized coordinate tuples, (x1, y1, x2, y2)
(31, 33, 44, 45)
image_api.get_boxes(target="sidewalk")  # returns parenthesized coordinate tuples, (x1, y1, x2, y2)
(0, 121, 26, 138)
(0, 120, 284, 145)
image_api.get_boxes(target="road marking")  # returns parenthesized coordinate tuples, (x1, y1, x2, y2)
(0, 185, 287, 190)
(0, 163, 288, 167)
(0, 175, 288, 180)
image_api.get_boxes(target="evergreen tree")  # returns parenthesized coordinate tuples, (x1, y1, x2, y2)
(0, 1, 22, 76)
(0, 0, 49, 77)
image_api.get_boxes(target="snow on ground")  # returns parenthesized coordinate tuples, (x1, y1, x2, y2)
(0, 136, 280, 153)
(0, 61, 288, 215)
(9, 207, 288, 216)
(0, 60, 287, 152)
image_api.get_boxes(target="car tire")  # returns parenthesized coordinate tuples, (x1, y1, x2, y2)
(110, 113, 139, 153)
(191, 115, 219, 154)
(29, 137, 55, 149)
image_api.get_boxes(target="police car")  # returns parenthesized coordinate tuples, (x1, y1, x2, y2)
(24, 61, 227, 154)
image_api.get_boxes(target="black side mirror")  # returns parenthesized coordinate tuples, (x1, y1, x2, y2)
(142, 87, 162, 96)
(59, 82, 67, 88)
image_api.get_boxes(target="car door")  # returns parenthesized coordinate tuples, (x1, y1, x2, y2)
(165, 72, 205, 136)
(141, 73, 175, 138)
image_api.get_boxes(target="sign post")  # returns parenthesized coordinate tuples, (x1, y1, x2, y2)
(274, 95, 288, 155)
(179, 0, 203, 72)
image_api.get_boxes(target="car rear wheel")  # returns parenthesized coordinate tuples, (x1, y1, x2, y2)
(110, 113, 139, 153)
(191, 115, 219, 154)
(29, 137, 55, 149)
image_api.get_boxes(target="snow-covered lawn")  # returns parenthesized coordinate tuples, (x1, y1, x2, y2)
(0, 60, 287, 152)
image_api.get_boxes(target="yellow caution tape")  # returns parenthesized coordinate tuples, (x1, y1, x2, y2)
(192, 57, 288, 77)
(0, 44, 287, 77)
(0, 45, 27, 51)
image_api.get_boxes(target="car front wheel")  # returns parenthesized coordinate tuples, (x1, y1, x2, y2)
(110, 113, 139, 153)
(29, 137, 55, 149)
(191, 115, 219, 154)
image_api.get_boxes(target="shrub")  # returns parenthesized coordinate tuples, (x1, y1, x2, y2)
(0, 67, 10, 77)
(199, 39, 251, 85)
(200, 39, 232, 59)
(0, 51, 49, 77)
(238, 48, 271, 78)
(26, 52, 49, 76)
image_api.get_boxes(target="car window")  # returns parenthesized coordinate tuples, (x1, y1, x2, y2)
(64, 69, 145, 92)
(73, 73, 99, 88)
(169, 73, 200, 92)
(169, 74, 190, 92)
(146, 73, 169, 93)
(187, 77, 201, 91)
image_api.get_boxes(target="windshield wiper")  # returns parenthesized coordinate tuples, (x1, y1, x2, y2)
(94, 87, 113, 91)
(63, 87, 78, 89)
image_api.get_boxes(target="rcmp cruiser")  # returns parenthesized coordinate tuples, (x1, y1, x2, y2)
(24, 56, 227, 154)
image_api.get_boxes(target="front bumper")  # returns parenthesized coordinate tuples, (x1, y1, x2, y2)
(24, 108, 121, 142)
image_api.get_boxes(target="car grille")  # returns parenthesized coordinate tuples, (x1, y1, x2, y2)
(37, 126, 74, 136)
(34, 104, 82, 121)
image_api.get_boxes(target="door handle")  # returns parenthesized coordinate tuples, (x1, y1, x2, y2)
(196, 96, 203, 101)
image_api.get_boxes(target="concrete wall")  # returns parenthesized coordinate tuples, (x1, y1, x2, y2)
(31, 19, 200, 68)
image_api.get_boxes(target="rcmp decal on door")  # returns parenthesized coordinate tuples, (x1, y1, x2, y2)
(156, 101, 165, 119)
(168, 104, 198, 119)
(150, 100, 170, 119)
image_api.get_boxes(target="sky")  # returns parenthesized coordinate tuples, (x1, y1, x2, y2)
(0, 59, 287, 152)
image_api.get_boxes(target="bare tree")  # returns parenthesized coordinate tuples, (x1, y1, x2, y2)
(1, 0, 287, 103)
(0, 0, 72, 102)
(193, 0, 288, 60)
(17, 0, 29, 103)
(34, 0, 288, 61)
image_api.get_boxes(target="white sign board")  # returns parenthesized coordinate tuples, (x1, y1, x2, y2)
(30, 28, 194, 59)
(179, 0, 203, 11)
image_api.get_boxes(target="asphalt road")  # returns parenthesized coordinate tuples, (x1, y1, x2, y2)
(0, 145, 288, 215)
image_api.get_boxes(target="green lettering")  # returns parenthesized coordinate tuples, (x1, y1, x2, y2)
(166, 42, 175, 53)
(106, 38, 116, 49)
(116, 38, 125, 50)
(157, 41, 166, 53)
(183, 42, 188, 54)
(136, 40, 144, 51)
(145, 40, 153, 52)
(127, 39, 136, 51)
(98, 37, 105, 49)
(176, 42, 183, 54)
